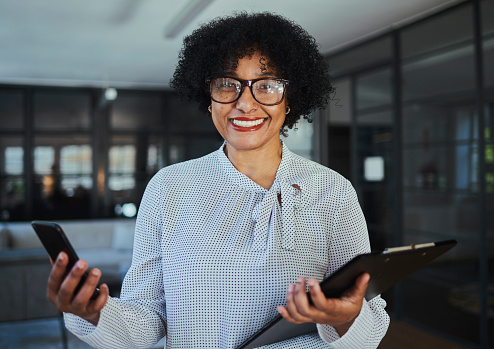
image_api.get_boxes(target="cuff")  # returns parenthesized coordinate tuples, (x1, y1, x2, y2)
(64, 297, 128, 348)
(316, 298, 371, 348)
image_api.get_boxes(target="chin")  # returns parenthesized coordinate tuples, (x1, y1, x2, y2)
(225, 136, 280, 153)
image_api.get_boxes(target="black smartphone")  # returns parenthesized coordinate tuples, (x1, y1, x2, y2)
(31, 220, 100, 300)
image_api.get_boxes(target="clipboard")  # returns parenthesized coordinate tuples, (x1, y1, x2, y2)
(237, 239, 457, 349)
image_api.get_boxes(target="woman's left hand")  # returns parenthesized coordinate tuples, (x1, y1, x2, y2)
(277, 273, 370, 337)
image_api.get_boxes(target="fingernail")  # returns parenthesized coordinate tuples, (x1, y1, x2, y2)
(91, 269, 101, 277)
(297, 276, 304, 284)
(308, 279, 316, 287)
(287, 283, 294, 293)
(76, 261, 84, 269)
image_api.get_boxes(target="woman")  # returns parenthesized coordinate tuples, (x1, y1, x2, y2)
(48, 12, 389, 348)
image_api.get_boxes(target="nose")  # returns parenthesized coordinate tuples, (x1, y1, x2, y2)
(235, 86, 258, 113)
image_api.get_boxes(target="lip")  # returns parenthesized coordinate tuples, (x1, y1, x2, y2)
(229, 117, 267, 132)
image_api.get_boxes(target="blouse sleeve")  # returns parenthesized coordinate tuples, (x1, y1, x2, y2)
(316, 181, 390, 348)
(64, 171, 168, 349)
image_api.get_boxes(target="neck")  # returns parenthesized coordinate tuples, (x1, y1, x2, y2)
(224, 141, 282, 190)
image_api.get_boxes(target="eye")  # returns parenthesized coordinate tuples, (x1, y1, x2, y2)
(215, 78, 239, 91)
(255, 79, 283, 93)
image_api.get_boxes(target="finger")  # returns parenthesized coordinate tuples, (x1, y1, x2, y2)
(358, 273, 370, 289)
(308, 278, 334, 312)
(343, 273, 370, 301)
(72, 268, 102, 309)
(277, 305, 302, 324)
(285, 278, 314, 323)
(283, 283, 304, 324)
(296, 278, 332, 324)
(83, 283, 109, 326)
(292, 277, 312, 316)
(89, 283, 109, 313)
(57, 259, 88, 307)
(47, 252, 69, 301)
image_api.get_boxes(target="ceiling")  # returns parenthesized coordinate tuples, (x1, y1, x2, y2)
(0, 0, 463, 90)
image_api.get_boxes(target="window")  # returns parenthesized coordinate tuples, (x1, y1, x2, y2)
(32, 136, 92, 219)
(364, 156, 385, 182)
(34, 146, 55, 175)
(5, 147, 23, 175)
(109, 144, 136, 191)
(60, 145, 92, 191)
(1, 139, 25, 221)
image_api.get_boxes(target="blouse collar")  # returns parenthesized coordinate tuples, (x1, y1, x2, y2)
(216, 140, 299, 251)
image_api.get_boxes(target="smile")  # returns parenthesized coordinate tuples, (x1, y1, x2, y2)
(230, 118, 267, 127)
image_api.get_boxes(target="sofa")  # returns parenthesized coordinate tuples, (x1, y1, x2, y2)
(0, 219, 135, 322)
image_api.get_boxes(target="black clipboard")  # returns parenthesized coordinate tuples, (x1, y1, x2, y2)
(237, 239, 457, 349)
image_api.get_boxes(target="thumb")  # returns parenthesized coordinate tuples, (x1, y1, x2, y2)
(344, 273, 369, 301)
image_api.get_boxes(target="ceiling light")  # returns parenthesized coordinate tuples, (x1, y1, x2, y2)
(104, 87, 118, 101)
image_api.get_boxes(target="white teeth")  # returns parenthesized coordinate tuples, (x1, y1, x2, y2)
(231, 118, 266, 127)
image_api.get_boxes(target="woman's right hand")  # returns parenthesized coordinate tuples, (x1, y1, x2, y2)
(47, 251, 109, 326)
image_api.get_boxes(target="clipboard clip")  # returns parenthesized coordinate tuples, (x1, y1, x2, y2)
(383, 242, 435, 254)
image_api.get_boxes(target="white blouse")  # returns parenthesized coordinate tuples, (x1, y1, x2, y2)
(65, 142, 389, 349)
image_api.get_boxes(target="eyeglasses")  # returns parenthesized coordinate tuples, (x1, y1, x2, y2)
(206, 76, 289, 106)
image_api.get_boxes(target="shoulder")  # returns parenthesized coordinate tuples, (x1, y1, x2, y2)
(288, 151, 351, 190)
(144, 150, 222, 195)
(284, 150, 357, 213)
(156, 150, 220, 179)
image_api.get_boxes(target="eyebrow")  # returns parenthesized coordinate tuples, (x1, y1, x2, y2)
(222, 71, 278, 78)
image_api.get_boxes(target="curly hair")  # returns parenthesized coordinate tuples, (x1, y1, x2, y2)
(170, 12, 333, 132)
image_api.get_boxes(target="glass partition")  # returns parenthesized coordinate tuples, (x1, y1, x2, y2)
(355, 66, 394, 250)
(0, 137, 25, 221)
(0, 89, 24, 130)
(34, 91, 91, 130)
(32, 135, 92, 220)
(326, 2, 492, 346)
(483, 2, 494, 344)
(111, 92, 163, 131)
(329, 36, 392, 76)
(400, 3, 481, 345)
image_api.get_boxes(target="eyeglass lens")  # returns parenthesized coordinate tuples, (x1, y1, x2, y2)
(209, 77, 286, 105)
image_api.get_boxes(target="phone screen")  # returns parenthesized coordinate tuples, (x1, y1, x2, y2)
(32, 221, 100, 299)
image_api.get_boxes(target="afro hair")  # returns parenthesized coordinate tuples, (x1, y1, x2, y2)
(170, 12, 333, 132)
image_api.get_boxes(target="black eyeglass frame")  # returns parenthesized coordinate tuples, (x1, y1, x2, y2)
(205, 76, 290, 106)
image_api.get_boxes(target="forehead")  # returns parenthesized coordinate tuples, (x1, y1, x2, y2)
(223, 51, 278, 75)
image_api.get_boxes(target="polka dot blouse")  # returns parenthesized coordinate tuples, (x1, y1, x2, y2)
(64, 142, 389, 348)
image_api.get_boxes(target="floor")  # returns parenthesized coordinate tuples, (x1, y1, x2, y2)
(0, 317, 91, 349)
(378, 321, 471, 349)
(0, 318, 471, 349)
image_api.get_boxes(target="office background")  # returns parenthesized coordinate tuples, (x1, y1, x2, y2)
(0, 0, 492, 348)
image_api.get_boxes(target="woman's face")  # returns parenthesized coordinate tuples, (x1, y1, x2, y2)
(210, 52, 287, 155)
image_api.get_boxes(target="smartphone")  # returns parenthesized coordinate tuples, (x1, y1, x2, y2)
(31, 221, 100, 300)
